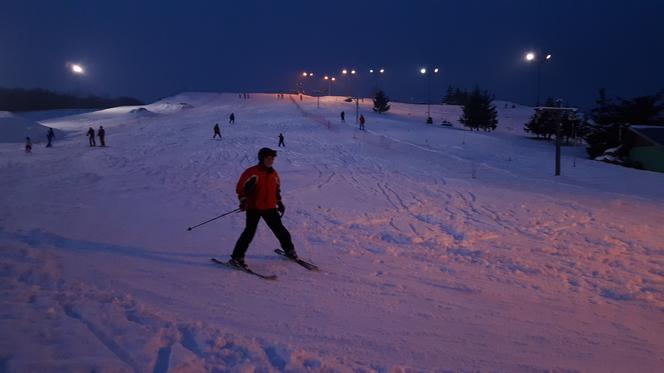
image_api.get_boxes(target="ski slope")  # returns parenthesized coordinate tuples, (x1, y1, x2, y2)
(1, 93, 663, 372)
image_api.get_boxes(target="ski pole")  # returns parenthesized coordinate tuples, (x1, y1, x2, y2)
(187, 208, 241, 231)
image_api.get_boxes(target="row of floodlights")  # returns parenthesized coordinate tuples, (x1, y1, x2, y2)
(301, 67, 440, 80)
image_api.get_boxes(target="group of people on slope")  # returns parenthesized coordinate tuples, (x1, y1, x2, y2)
(86, 126, 106, 147)
(340, 111, 366, 130)
(24, 127, 56, 153)
(212, 113, 285, 148)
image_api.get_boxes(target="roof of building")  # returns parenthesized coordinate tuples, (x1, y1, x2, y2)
(629, 125, 664, 146)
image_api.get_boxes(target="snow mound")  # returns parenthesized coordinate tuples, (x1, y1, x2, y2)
(0, 111, 63, 143)
(128, 107, 157, 116)
(149, 102, 194, 114)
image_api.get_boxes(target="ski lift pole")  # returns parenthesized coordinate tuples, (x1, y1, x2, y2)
(187, 208, 241, 231)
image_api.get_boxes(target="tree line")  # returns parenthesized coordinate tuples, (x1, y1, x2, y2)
(0, 87, 144, 112)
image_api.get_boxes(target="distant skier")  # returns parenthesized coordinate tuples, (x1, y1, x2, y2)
(340, 111, 345, 122)
(229, 147, 298, 269)
(213, 123, 221, 139)
(229, 113, 235, 124)
(359, 114, 366, 130)
(87, 127, 96, 146)
(98, 126, 106, 147)
(278, 133, 285, 147)
(25, 137, 32, 153)
(46, 128, 55, 147)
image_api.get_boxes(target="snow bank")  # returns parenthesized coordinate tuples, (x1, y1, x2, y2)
(0, 111, 64, 143)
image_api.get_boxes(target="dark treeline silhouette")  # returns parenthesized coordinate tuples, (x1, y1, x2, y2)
(582, 89, 664, 158)
(442, 86, 470, 105)
(0, 87, 144, 112)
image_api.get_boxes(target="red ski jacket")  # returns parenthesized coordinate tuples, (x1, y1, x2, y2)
(236, 164, 282, 210)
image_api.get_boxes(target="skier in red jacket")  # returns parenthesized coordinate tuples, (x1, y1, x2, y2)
(230, 147, 297, 268)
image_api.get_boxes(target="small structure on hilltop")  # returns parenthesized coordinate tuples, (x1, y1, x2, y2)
(624, 125, 664, 172)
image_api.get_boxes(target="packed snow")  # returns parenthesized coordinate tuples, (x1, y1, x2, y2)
(1, 93, 662, 372)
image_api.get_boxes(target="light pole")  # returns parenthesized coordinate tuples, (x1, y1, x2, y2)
(525, 51, 552, 106)
(299, 71, 314, 100)
(342, 68, 360, 123)
(420, 67, 439, 123)
(323, 75, 336, 97)
(369, 68, 385, 93)
(67, 62, 85, 94)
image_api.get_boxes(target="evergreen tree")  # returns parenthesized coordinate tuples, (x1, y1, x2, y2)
(443, 86, 455, 104)
(372, 90, 391, 113)
(459, 87, 498, 131)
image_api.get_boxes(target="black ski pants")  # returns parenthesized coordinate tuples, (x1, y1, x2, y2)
(232, 209, 294, 259)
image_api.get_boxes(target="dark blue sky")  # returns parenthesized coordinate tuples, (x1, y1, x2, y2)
(2, 0, 662, 109)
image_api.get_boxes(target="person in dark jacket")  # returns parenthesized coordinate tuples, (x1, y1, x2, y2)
(359, 114, 366, 130)
(213, 123, 221, 139)
(229, 147, 297, 268)
(340, 111, 345, 122)
(278, 133, 285, 147)
(46, 128, 55, 147)
(25, 137, 32, 153)
(229, 113, 235, 124)
(98, 126, 106, 147)
(87, 127, 96, 146)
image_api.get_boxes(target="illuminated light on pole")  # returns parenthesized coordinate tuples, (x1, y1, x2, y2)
(420, 66, 440, 123)
(370, 67, 386, 92)
(524, 51, 552, 106)
(71, 64, 85, 74)
(299, 71, 314, 96)
(341, 68, 359, 122)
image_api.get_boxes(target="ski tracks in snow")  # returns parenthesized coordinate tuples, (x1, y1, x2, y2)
(0, 242, 359, 372)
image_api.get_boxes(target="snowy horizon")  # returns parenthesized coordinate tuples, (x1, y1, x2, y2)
(1, 92, 662, 372)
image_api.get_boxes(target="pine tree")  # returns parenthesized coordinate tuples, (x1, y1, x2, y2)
(372, 90, 391, 113)
(459, 87, 498, 131)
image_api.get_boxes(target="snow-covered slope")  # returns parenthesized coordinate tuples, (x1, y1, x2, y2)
(0, 111, 65, 143)
(0, 93, 662, 372)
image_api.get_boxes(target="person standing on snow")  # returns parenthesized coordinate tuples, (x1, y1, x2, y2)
(98, 126, 106, 147)
(359, 114, 366, 130)
(229, 147, 298, 269)
(278, 133, 285, 147)
(46, 128, 55, 147)
(229, 113, 235, 124)
(25, 137, 32, 153)
(340, 111, 345, 122)
(213, 123, 221, 139)
(87, 127, 96, 146)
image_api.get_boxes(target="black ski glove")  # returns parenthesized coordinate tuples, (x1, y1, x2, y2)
(239, 200, 247, 211)
(277, 201, 285, 217)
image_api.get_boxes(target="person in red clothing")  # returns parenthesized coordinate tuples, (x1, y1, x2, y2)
(230, 147, 297, 268)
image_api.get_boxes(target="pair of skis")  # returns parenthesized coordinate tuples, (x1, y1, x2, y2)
(211, 249, 318, 280)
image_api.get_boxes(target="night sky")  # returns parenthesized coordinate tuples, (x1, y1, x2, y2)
(2, 0, 662, 109)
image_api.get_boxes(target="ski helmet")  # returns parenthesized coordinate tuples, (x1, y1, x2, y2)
(258, 147, 277, 162)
